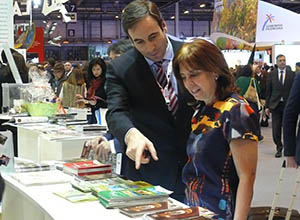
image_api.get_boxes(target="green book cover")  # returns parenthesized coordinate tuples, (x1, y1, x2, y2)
(98, 186, 169, 202)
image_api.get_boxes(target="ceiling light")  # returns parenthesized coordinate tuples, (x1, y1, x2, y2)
(115, 15, 119, 19)
(170, 16, 175, 19)
(184, 10, 189, 14)
(200, 3, 206, 8)
(33, 0, 41, 5)
(57, 15, 61, 18)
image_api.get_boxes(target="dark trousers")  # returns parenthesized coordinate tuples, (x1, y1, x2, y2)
(271, 102, 284, 151)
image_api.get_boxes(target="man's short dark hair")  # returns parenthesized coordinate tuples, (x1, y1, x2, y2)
(121, 0, 164, 36)
(107, 39, 133, 56)
(276, 54, 285, 61)
(53, 63, 64, 72)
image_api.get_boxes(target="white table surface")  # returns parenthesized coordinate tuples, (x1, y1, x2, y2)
(2, 173, 134, 220)
(2, 173, 184, 220)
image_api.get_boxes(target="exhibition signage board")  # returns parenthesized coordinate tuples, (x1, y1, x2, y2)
(256, 0, 300, 43)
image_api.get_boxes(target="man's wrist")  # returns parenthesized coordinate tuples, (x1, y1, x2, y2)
(124, 128, 138, 145)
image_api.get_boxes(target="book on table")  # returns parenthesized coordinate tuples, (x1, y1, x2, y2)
(72, 176, 147, 193)
(10, 170, 72, 186)
(63, 160, 112, 176)
(143, 207, 216, 220)
(119, 200, 181, 218)
(53, 188, 98, 203)
(97, 185, 171, 209)
(14, 157, 53, 173)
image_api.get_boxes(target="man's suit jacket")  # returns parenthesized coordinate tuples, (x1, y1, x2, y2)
(265, 68, 295, 110)
(105, 38, 194, 193)
(283, 73, 300, 165)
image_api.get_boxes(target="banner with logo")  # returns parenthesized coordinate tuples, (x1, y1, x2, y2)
(211, 0, 258, 50)
(256, 0, 300, 43)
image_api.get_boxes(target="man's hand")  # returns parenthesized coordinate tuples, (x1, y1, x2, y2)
(125, 128, 158, 170)
(94, 141, 111, 162)
(286, 156, 299, 168)
(87, 136, 111, 161)
(265, 108, 270, 117)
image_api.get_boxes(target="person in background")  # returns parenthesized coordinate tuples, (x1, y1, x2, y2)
(295, 62, 300, 73)
(255, 61, 269, 127)
(88, 39, 135, 170)
(235, 63, 263, 141)
(77, 57, 107, 124)
(105, 0, 194, 202)
(59, 67, 86, 108)
(283, 72, 300, 168)
(49, 63, 67, 97)
(265, 54, 295, 158)
(173, 39, 258, 220)
(0, 50, 29, 112)
(45, 57, 56, 81)
(64, 61, 73, 78)
(107, 39, 134, 60)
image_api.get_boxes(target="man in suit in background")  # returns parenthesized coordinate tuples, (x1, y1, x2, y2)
(265, 54, 295, 158)
(105, 0, 193, 202)
(283, 73, 300, 168)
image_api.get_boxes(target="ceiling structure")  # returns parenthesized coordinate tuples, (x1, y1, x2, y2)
(14, 0, 300, 23)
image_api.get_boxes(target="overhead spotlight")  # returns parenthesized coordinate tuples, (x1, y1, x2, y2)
(115, 15, 119, 19)
(107, 40, 112, 44)
(200, 3, 206, 8)
(184, 10, 189, 14)
(57, 15, 61, 18)
(53, 22, 57, 26)
(170, 16, 175, 19)
(33, 0, 41, 5)
(49, 30, 54, 35)
(33, 0, 41, 8)
(43, 20, 47, 24)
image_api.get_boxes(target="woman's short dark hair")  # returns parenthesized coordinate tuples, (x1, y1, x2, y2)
(173, 39, 235, 101)
(122, 0, 164, 36)
(87, 57, 106, 81)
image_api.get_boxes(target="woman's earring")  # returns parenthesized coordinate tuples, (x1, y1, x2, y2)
(215, 75, 219, 81)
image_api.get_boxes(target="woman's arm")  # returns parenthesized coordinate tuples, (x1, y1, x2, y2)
(230, 139, 258, 220)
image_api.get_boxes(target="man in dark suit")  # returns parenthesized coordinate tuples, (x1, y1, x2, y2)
(105, 0, 193, 202)
(265, 54, 295, 158)
(283, 73, 300, 168)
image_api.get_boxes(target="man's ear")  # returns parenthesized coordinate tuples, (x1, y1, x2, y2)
(162, 21, 168, 33)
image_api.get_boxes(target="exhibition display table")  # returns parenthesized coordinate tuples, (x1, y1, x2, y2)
(2, 173, 132, 220)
